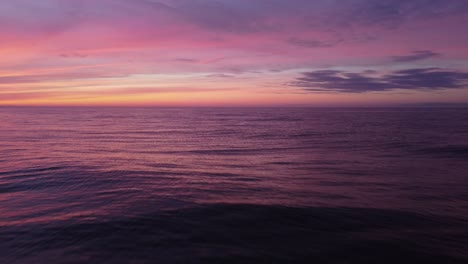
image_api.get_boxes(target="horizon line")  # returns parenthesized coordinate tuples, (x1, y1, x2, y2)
(1, 103, 467, 109)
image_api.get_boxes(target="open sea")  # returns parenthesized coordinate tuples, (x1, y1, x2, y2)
(0, 107, 467, 263)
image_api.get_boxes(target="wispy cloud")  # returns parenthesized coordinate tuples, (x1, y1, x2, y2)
(391, 50, 440, 63)
(287, 38, 336, 48)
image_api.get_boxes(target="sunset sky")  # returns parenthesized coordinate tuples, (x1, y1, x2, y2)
(1, 0, 468, 106)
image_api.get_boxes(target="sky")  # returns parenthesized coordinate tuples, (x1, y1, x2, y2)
(1, 0, 468, 106)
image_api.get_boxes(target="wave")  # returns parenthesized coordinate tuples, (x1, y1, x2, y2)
(1, 204, 467, 264)
(416, 145, 468, 158)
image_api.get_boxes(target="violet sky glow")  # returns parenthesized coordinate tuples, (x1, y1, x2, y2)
(1, 0, 468, 106)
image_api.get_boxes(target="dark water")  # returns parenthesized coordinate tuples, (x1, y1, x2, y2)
(1, 107, 467, 263)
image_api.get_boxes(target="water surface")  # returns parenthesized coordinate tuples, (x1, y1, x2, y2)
(1, 107, 467, 263)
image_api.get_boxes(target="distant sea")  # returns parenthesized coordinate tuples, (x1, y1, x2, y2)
(1, 107, 467, 263)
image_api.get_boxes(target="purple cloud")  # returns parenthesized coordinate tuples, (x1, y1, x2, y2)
(346, 0, 468, 28)
(290, 68, 468, 93)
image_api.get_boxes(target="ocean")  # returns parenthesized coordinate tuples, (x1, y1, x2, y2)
(0, 107, 467, 263)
